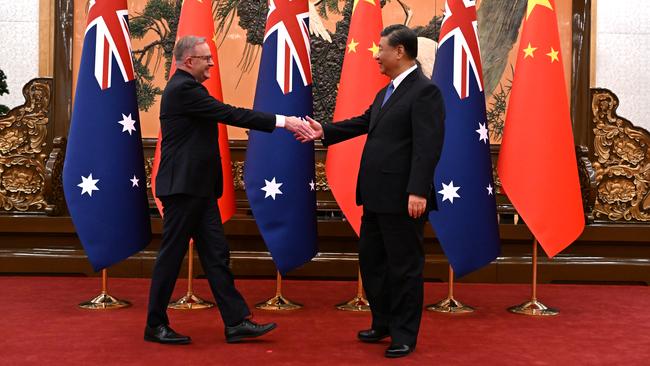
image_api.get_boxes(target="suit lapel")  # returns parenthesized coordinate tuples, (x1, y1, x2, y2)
(369, 70, 419, 133)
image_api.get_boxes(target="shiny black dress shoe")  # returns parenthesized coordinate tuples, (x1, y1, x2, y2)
(357, 328, 390, 343)
(144, 324, 191, 345)
(385, 343, 415, 358)
(225, 319, 277, 343)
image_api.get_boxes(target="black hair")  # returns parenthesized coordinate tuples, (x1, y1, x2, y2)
(380, 24, 418, 59)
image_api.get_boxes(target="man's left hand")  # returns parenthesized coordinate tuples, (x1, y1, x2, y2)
(408, 194, 427, 219)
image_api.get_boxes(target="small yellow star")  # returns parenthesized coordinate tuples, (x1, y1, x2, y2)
(526, 0, 553, 19)
(546, 47, 559, 63)
(368, 42, 380, 57)
(347, 38, 359, 53)
(523, 42, 537, 58)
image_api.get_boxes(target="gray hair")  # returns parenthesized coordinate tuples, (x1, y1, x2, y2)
(174, 35, 206, 64)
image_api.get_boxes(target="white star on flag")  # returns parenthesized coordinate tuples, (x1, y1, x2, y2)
(78, 173, 99, 197)
(438, 181, 460, 204)
(130, 175, 140, 187)
(261, 177, 283, 200)
(309, 180, 315, 191)
(118, 113, 137, 135)
(487, 184, 493, 195)
(476, 122, 489, 144)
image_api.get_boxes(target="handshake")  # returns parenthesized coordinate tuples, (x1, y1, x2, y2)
(284, 116, 323, 143)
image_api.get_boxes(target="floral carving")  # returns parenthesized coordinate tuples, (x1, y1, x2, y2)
(592, 88, 650, 221)
(0, 79, 53, 213)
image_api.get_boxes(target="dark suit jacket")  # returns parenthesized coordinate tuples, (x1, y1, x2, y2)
(155, 69, 276, 199)
(322, 68, 445, 215)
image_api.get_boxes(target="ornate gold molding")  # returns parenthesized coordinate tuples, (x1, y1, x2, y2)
(229, 160, 330, 191)
(145, 156, 154, 190)
(592, 88, 650, 221)
(143, 158, 331, 194)
(314, 161, 330, 191)
(0, 79, 54, 213)
(232, 161, 245, 190)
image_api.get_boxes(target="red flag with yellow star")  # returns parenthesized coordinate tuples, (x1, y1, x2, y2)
(326, 0, 388, 235)
(151, 0, 236, 221)
(497, 0, 584, 256)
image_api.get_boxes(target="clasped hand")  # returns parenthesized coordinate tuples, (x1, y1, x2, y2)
(283, 116, 323, 143)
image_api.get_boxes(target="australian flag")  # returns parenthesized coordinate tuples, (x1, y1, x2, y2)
(244, 0, 317, 274)
(62, 0, 151, 271)
(428, 0, 500, 278)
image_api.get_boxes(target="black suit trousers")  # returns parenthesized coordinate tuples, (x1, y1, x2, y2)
(358, 208, 425, 346)
(146, 194, 250, 327)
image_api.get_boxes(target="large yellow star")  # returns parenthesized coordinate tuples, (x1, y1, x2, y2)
(526, 0, 553, 19)
(368, 42, 380, 57)
(347, 38, 359, 53)
(546, 47, 559, 63)
(352, 0, 376, 14)
(523, 42, 537, 58)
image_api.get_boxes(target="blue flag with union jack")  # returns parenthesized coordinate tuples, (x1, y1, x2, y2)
(244, 0, 317, 274)
(428, 0, 500, 278)
(63, 0, 151, 271)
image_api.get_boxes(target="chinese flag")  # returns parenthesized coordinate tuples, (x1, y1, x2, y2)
(151, 0, 236, 221)
(326, 0, 388, 235)
(497, 0, 584, 257)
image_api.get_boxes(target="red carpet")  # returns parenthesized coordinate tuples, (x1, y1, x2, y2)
(2, 277, 649, 365)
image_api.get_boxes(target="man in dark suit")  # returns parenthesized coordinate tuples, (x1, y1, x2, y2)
(145, 35, 313, 345)
(303, 25, 445, 358)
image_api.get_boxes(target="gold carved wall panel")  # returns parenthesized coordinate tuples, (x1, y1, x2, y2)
(0, 79, 54, 213)
(592, 88, 650, 221)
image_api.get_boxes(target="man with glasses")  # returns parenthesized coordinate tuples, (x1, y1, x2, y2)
(145, 35, 313, 345)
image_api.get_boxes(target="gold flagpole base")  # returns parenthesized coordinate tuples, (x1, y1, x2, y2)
(78, 293, 131, 310)
(508, 299, 559, 316)
(426, 297, 474, 313)
(168, 292, 215, 310)
(336, 295, 370, 312)
(255, 295, 302, 311)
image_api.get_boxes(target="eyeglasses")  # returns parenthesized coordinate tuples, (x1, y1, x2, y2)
(188, 55, 213, 62)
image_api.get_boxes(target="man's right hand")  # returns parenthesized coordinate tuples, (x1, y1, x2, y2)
(284, 116, 315, 140)
(295, 116, 323, 143)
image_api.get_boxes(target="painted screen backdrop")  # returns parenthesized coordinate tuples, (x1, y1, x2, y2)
(71, 0, 573, 142)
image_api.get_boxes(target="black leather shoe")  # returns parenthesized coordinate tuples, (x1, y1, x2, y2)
(225, 319, 277, 343)
(144, 324, 191, 345)
(385, 343, 415, 358)
(357, 328, 390, 343)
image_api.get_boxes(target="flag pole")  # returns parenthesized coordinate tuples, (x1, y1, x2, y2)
(426, 265, 474, 313)
(336, 267, 370, 311)
(508, 239, 558, 316)
(169, 241, 214, 309)
(256, 271, 302, 310)
(79, 269, 130, 309)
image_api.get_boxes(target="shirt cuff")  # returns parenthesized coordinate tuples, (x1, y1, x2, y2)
(275, 115, 286, 128)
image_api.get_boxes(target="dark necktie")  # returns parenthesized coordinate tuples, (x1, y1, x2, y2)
(381, 82, 395, 107)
